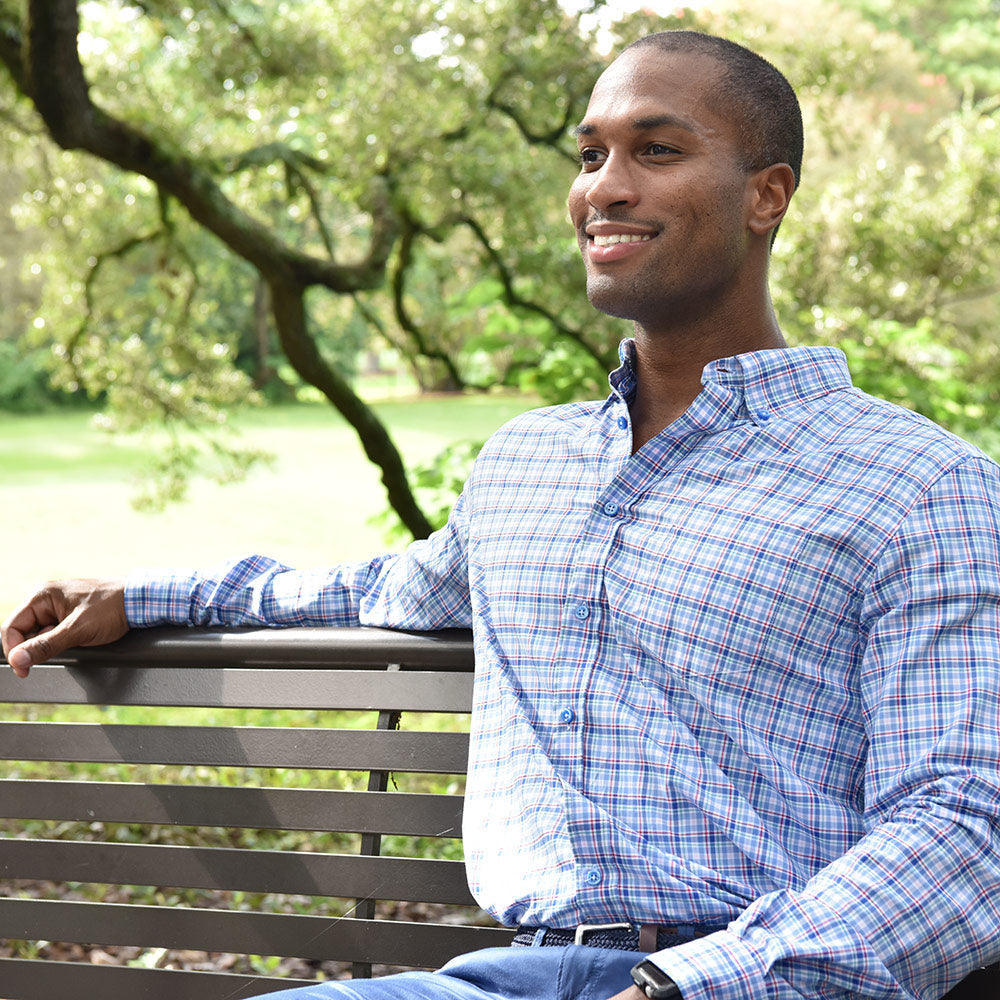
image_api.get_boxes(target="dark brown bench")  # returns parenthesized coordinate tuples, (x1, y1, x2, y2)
(0, 626, 513, 998)
(0, 626, 994, 999)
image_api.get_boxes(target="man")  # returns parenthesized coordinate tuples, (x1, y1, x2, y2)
(4, 30, 999, 1000)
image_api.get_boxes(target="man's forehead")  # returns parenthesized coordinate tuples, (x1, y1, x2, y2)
(575, 48, 724, 136)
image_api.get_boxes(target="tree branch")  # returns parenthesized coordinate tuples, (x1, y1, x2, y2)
(460, 213, 611, 369)
(269, 275, 435, 539)
(65, 226, 168, 387)
(486, 71, 579, 164)
(391, 215, 465, 391)
(6, 0, 397, 292)
(215, 141, 329, 175)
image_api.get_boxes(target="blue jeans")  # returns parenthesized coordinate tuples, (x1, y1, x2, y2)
(255, 945, 639, 1000)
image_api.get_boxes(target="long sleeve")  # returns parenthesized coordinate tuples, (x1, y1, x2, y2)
(649, 458, 1000, 1000)
(124, 490, 473, 631)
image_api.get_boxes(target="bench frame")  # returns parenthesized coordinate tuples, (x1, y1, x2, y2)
(0, 626, 513, 998)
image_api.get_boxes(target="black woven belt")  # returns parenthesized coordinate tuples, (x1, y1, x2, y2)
(511, 922, 718, 951)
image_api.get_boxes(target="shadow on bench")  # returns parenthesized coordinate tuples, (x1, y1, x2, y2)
(0, 626, 513, 998)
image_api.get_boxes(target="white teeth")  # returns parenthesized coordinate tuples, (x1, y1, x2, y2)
(592, 233, 653, 247)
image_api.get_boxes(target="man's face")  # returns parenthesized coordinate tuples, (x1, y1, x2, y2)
(567, 47, 757, 330)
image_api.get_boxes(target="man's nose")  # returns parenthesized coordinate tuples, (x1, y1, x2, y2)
(585, 152, 640, 213)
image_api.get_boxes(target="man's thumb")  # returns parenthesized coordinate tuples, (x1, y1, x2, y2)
(9, 623, 71, 677)
(8, 645, 33, 678)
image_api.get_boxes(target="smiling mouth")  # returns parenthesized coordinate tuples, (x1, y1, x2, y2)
(591, 233, 653, 247)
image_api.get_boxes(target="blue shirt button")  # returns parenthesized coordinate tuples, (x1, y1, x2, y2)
(602, 501, 619, 516)
(617, 415, 628, 430)
(574, 604, 590, 621)
(584, 868, 602, 886)
(558, 707, 575, 725)
(756, 411, 771, 422)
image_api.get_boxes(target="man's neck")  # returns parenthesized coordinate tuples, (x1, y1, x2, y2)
(628, 317, 787, 453)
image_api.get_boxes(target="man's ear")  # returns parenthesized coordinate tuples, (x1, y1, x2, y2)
(747, 163, 796, 238)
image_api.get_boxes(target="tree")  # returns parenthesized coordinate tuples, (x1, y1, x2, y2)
(0, 0, 614, 533)
(845, 0, 1000, 103)
(1, 0, 998, 534)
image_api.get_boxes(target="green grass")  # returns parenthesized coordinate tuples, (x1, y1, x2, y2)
(1, 391, 538, 614)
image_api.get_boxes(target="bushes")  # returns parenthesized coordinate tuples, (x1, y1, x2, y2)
(0, 340, 68, 413)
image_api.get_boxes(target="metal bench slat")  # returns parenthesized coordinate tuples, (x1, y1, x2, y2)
(0, 666, 474, 711)
(0, 780, 464, 836)
(0, 722, 471, 772)
(52, 625, 477, 669)
(0, 959, 313, 1000)
(0, 897, 515, 967)
(0, 838, 476, 904)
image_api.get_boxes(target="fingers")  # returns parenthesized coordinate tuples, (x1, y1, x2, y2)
(2, 579, 129, 678)
(2, 594, 57, 654)
(8, 617, 77, 678)
(1, 591, 53, 676)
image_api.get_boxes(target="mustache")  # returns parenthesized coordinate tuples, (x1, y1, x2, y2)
(580, 213, 661, 230)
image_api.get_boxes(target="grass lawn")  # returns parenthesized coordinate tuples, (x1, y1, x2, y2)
(1, 391, 539, 616)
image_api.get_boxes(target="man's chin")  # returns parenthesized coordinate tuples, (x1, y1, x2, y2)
(585, 277, 643, 322)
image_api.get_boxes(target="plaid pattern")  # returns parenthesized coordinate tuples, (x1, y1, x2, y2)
(127, 343, 1000, 1000)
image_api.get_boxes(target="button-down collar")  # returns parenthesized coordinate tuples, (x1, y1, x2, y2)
(610, 338, 853, 429)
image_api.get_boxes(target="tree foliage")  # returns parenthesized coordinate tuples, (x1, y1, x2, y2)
(1, 0, 998, 533)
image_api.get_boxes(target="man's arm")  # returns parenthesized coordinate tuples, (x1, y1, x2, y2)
(635, 458, 1000, 1000)
(608, 987, 648, 1000)
(3, 489, 473, 676)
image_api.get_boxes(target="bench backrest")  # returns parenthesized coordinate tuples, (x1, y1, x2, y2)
(0, 626, 513, 998)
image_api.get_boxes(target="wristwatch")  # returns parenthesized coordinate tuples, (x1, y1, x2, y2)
(631, 959, 683, 999)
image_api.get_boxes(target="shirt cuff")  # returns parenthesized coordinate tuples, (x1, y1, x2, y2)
(124, 568, 200, 627)
(647, 930, 766, 1000)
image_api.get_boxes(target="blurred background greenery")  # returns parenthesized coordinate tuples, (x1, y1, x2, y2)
(1, 0, 998, 610)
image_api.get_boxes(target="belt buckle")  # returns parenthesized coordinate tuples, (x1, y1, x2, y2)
(574, 921, 632, 946)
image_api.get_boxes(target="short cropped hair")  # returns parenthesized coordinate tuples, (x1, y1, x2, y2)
(626, 31, 803, 190)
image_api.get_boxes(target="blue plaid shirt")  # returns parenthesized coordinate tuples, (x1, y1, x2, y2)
(127, 342, 1000, 1000)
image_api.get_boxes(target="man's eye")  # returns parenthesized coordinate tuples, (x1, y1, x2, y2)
(647, 143, 679, 156)
(578, 148, 605, 168)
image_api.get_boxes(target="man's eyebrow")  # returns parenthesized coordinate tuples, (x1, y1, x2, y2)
(573, 114, 699, 137)
(633, 114, 699, 133)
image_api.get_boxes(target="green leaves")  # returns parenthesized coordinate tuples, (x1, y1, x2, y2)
(2, 0, 998, 533)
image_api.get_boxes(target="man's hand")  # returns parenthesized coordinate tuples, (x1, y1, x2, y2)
(1, 578, 129, 677)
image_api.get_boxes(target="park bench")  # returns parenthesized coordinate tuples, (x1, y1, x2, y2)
(0, 626, 994, 999)
(0, 625, 513, 998)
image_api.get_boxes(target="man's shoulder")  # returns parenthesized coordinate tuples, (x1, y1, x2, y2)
(819, 385, 999, 484)
(480, 398, 606, 449)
